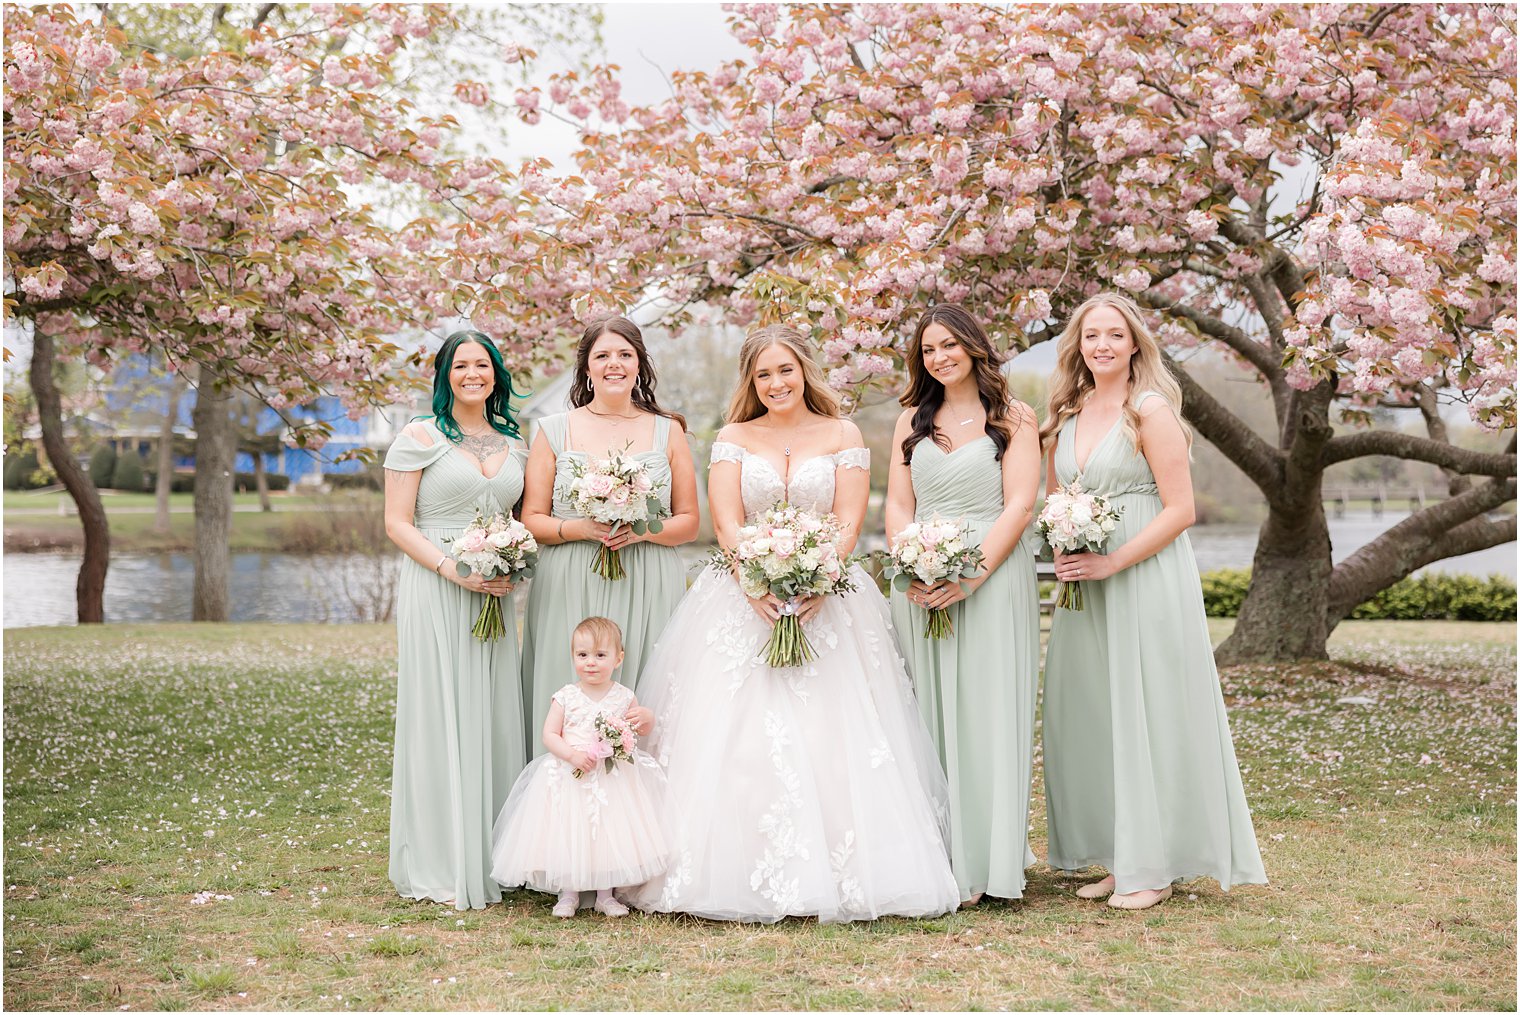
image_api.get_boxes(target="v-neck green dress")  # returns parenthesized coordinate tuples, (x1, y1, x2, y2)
(383, 419, 527, 910)
(519, 412, 687, 755)
(1043, 394, 1266, 895)
(889, 435, 1040, 901)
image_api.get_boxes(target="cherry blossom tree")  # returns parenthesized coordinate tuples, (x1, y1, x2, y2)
(513, 2, 1515, 662)
(4, 3, 582, 621)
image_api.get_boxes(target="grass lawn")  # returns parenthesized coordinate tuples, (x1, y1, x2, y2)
(2, 491, 380, 554)
(3, 621, 1514, 1011)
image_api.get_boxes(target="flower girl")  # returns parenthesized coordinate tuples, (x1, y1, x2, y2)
(490, 617, 670, 917)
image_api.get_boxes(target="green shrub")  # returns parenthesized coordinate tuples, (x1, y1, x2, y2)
(4, 448, 42, 490)
(88, 445, 116, 488)
(328, 469, 383, 490)
(156, 471, 290, 493)
(233, 471, 290, 493)
(1199, 567, 1515, 622)
(111, 452, 145, 491)
(1199, 568, 1252, 618)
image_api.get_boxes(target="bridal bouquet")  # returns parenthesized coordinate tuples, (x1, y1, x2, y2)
(884, 516, 986, 639)
(573, 712, 638, 779)
(1037, 481, 1120, 611)
(446, 511, 539, 641)
(715, 505, 857, 668)
(565, 446, 667, 581)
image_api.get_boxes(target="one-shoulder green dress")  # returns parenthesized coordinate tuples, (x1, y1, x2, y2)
(384, 419, 527, 910)
(889, 436, 1040, 901)
(1043, 394, 1266, 895)
(519, 412, 686, 754)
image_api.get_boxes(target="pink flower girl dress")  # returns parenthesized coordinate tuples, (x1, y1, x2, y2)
(490, 681, 670, 899)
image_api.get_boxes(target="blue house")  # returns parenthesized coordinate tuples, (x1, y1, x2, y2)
(99, 356, 411, 486)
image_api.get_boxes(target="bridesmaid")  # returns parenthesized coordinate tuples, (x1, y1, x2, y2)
(520, 315, 698, 753)
(886, 304, 1042, 907)
(382, 330, 528, 909)
(1041, 292, 1267, 910)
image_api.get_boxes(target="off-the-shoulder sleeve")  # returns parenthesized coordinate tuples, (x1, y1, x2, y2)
(709, 441, 746, 465)
(383, 427, 450, 472)
(836, 447, 870, 471)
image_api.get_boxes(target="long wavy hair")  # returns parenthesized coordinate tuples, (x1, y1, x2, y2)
(726, 324, 842, 423)
(429, 331, 521, 443)
(569, 315, 684, 429)
(1039, 292, 1191, 456)
(899, 303, 1021, 463)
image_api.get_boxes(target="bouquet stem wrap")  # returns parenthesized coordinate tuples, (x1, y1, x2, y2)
(471, 594, 507, 641)
(591, 544, 626, 581)
(766, 602, 816, 668)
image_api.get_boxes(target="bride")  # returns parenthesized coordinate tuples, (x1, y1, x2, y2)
(627, 325, 961, 923)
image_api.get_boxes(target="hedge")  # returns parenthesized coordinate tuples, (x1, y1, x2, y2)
(111, 452, 145, 492)
(1198, 568, 1515, 622)
(144, 471, 290, 493)
(3, 448, 47, 490)
(88, 445, 116, 488)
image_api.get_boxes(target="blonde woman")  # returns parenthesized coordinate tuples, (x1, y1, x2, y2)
(627, 325, 960, 924)
(1041, 293, 1266, 910)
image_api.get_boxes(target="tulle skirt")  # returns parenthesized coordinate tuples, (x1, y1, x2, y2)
(625, 565, 961, 923)
(490, 749, 671, 894)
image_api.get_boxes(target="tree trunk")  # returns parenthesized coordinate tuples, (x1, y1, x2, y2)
(29, 331, 109, 623)
(1214, 499, 1335, 664)
(253, 450, 272, 512)
(153, 375, 184, 535)
(191, 364, 236, 621)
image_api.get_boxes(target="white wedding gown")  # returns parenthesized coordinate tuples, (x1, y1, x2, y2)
(626, 441, 961, 922)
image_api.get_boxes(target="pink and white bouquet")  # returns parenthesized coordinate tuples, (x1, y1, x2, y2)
(446, 510, 539, 641)
(715, 505, 857, 668)
(1037, 481, 1121, 611)
(884, 516, 986, 639)
(573, 712, 638, 779)
(566, 446, 667, 581)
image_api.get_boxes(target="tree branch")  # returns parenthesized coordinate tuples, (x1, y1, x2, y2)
(1320, 430, 1516, 477)
(1162, 352, 1285, 496)
(1327, 475, 1516, 623)
(1140, 294, 1282, 381)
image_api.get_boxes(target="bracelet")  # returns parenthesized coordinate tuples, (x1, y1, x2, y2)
(435, 555, 447, 575)
(557, 519, 567, 543)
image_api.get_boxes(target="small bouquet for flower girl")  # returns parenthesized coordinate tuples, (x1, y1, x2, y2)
(573, 712, 638, 779)
(1037, 481, 1121, 611)
(565, 446, 667, 581)
(446, 510, 539, 641)
(715, 505, 857, 668)
(884, 516, 986, 639)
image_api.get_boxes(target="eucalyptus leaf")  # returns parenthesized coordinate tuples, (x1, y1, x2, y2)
(892, 573, 912, 592)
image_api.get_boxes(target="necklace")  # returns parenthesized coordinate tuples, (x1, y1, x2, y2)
(945, 401, 981, 426)
(587, 407, 641, 426)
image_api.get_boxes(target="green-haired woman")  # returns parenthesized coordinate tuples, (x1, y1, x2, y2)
(383, 331, 528, 910)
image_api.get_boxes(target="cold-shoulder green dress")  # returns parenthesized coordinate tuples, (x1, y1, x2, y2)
(384, 420, 527, 910)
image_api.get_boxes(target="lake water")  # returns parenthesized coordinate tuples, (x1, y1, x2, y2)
(3, 512, 1513, 628)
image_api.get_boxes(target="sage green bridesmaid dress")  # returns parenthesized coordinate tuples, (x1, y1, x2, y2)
(384, 419, 527, 910)
(520, 412, 686, 754)
(889, 436, 1040, 901)
(1043, 393, 1267, 895)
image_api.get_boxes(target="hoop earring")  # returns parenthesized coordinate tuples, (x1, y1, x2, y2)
(585, 377, 593, 393)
